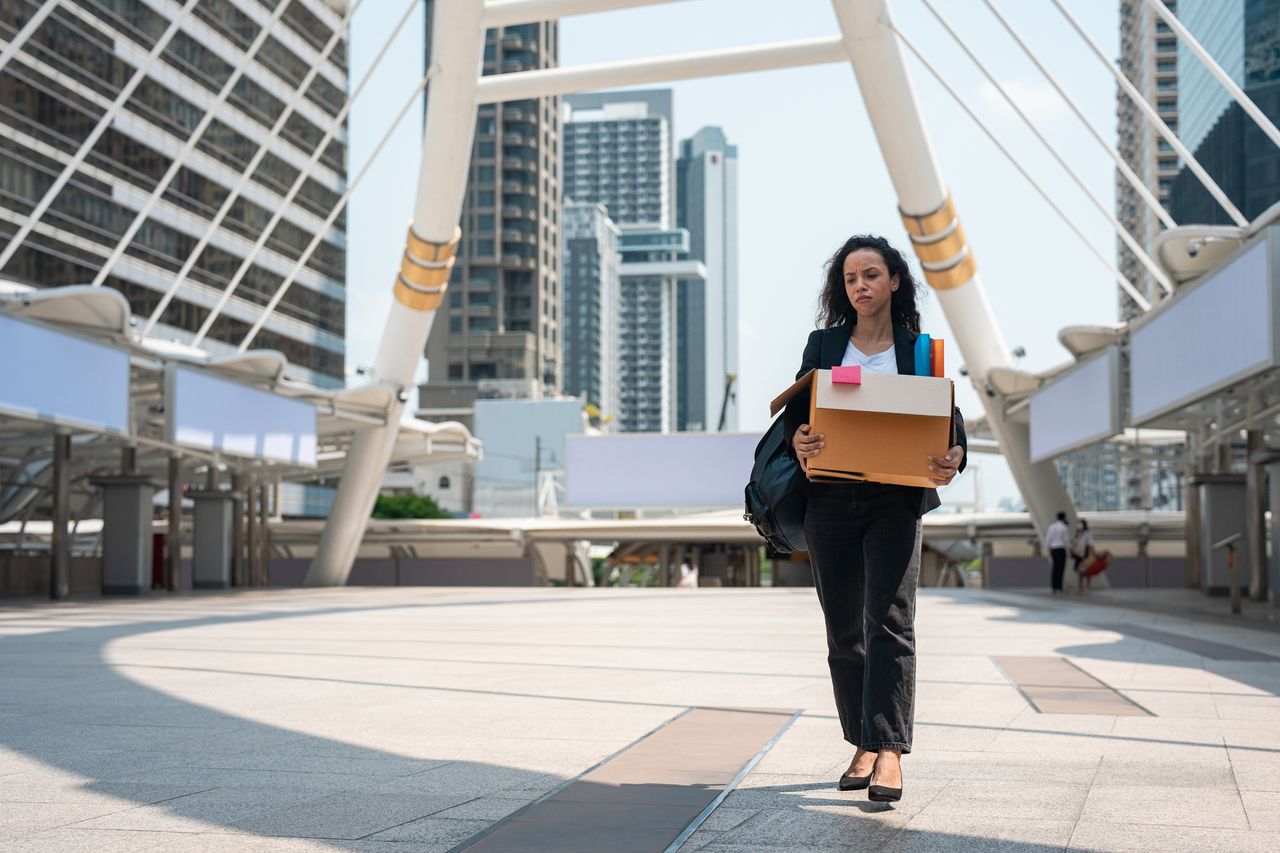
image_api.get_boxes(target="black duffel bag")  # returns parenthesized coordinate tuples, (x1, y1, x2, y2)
(744, 415, 808, 554)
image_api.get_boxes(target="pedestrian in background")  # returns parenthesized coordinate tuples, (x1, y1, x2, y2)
(1071, 518, 1094, 577)
(1045, 511, 1070, 594)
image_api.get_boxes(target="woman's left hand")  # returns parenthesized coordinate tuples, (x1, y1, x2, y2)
(927, 445, 964, 487)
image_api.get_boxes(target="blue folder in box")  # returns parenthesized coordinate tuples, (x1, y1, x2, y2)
(914, 333, 932, 376)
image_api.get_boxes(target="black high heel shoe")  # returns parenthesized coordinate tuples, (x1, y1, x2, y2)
(838, 770, 872, 791)
(868, 763, 903, 802)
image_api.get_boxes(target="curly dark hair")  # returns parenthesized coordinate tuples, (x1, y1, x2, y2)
(817, 234, 922, 333)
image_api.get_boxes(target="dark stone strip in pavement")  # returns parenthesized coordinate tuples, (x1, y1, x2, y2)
(1091, 622, 1279, 661)
(993, 655, 1152, 716)
(451, 707, 799, 853)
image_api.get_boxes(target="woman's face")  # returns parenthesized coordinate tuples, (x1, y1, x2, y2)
(843, 249, 898, 319)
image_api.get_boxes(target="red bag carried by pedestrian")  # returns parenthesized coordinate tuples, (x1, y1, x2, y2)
(1081, 550, 1111, 578)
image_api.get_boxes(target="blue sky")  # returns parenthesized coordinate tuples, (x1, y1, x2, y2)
(346, 0, 1124, 508)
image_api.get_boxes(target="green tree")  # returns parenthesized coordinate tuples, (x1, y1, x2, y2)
(371, 493, 450, 519)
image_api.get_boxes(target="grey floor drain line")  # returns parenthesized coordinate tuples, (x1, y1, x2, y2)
(448, 706, 802, 853)
(445, 706, 696, 853)
(665, 708, 803, 852)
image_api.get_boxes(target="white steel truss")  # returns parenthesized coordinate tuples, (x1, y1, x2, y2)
(1143, 0, 1280, 154)
(1049, 0, 1248, 228)
(239, 73, 434, 352)
(981, 0, 1176, 232)
(307, 0, 1087, 584)
(87, 0, 309, 289)
(0, 0, 202, 272)
(920, 0, 1173, 296)
(891, 23, 1153, 313)
(475, 36, 848, 102)
(187, 0, 418, 346)
(141, 0, 417, 336)
(0, 0, 56, 75)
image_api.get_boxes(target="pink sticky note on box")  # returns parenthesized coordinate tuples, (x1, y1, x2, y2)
(831, 365, 861, 385)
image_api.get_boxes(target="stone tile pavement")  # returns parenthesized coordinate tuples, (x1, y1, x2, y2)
(0, 586, 1278, 851)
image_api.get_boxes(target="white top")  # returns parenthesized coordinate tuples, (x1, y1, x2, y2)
(1072, 530, 1094, 554)
(1045, 520, 1070, 550)
(841, 340, 897, 375)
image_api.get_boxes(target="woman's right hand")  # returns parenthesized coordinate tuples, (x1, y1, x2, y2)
(792, 423, 824, 471)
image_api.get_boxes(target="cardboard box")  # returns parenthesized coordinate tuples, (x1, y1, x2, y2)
(770, 369, 955, 489)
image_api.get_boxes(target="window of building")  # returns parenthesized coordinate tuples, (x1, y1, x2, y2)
(448, 363, 464, 379)
(469, 316, 494, 332)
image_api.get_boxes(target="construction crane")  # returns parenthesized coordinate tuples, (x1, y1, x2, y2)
(716, 374, 737, 432)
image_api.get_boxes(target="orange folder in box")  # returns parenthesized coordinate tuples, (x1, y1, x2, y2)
(930, 339, 944, 377)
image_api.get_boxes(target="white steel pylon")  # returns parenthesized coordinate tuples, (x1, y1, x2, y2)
(307, 0, 1076, 585)
(305, 2, 486, 586)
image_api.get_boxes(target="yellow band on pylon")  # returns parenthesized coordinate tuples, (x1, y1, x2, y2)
(394, 276, 448, 311)
(400, 251, 454, 287)
(899, 193, 956, 238)
(900, 192, 975, 291)
(405, 224, 461, 263)
(393, 222, 461, 312)
(909, 222, 968, 265)
(921, 250, 977, 291)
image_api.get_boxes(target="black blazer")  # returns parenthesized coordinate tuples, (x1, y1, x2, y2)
(782, 321, 968, 516)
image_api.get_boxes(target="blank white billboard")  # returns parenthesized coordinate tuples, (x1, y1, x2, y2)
(0, 314, 130, 435)
(566, 432, 761, 508)
(1030, 347, 1121, 462)
(1130, 240, 1273, 424)
(166, 366, 317, 466)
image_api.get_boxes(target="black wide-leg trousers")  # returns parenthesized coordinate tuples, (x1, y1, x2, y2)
(1050, 547, 1067, 591)
(804, 482, 922, 753)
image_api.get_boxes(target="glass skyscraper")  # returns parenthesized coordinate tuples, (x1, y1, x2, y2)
(0, 0, 349, 387)
(1168, 0, 1280, 224)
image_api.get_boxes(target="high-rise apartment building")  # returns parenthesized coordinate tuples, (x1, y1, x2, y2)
(563, 90, 707, 433)
(1167, 0, 1280, 224)
(564, 90, 673, 229)
(0, 0, 350, 387)
(1116, 0, 1180, 322)
(420, 10, 561, 427)
(614, 226, 705, 432)
(562, 201, 621, 427)
(677, 126, 739, 432)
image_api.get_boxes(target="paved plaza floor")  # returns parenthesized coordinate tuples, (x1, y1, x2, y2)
(2, 585, 1280, 852)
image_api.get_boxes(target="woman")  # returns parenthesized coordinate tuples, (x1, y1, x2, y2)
(1071, 519, 1098, 589)
(1070, 519, 1094, 575)
(784, 234, 967, 803)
